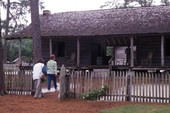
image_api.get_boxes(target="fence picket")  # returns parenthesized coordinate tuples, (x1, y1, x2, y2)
(4, 66, 33, 95)
(4, 65, 170, 103)
(163, 73, 165, 103)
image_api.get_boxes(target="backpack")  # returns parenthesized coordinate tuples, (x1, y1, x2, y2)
(42, 65, 47, 75)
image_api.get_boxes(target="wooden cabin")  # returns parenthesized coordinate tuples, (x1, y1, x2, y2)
(6, 6, 170, 71)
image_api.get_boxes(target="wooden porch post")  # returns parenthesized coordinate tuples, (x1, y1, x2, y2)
(19, 38, 22, 66)
(77, 37, 80, 66)
(161, 35, 164, 66)
(130, 36, 134, 67)
(49, 38, 52, 55)
(3, 39, 7, 63)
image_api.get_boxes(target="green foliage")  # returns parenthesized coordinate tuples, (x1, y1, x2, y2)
(1, 0, 44, 35)
(81, 85, 109, 100)
(7, 40, 19, 61)
(106, 46, 113, 56)
(100, 0, 170, 9)
(100, 104, 170, 113)
(21, 39, 33, 62)
(161, 0, 170, 5)
(7, 39, 33, 62)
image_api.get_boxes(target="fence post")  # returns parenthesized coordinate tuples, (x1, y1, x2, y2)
(126, 69, 133, 101)
(31, 79, 35, 96)
(59, 64, 71, 101)
(65, 73, 70, 97)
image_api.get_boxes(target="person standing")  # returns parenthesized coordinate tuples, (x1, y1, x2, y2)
(46, 54, 57, 92)
(32, 58, 44, 99)
(125, 46, 131, 65)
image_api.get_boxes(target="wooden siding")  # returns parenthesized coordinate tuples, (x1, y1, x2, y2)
(41, 34, 170, 67)
(137, 36, 161, 66)
(79, 38, 92, 66)
(136, 35, 170, 66)
(41, 36, 107, 67)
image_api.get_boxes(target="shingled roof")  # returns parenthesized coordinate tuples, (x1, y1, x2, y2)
(7, 5, 170, 39)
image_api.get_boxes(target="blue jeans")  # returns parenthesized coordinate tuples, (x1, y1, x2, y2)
(47, 74, 57, 90)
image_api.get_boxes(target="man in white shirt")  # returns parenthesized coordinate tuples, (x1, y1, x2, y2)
(33, 58, 44, 99)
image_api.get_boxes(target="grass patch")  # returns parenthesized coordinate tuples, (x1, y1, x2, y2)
(100, 104, 170, 113)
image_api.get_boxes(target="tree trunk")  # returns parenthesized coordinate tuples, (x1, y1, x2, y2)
(3, 0, 10, 64)
(30, 0, 41, 63)
(0, 9, 5, 96)
(5, 0, 10, 36)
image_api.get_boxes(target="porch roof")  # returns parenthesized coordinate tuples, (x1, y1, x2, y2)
(7, 5, 170, 39)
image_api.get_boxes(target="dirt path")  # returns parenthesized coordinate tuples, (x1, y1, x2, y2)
(0, 92, 168, 113)
(0, 92, 122, 113)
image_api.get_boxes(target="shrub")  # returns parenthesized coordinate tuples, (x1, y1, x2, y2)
(81, 85, 109, 100)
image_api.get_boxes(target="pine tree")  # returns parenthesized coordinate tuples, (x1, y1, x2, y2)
(30, 0, 42, 63)
(0, 7, 5, 96)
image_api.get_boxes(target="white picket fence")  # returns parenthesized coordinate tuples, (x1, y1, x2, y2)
(68, 69, 170, 103)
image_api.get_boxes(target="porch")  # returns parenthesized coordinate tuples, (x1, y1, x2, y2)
(39, 34, 170, 71)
